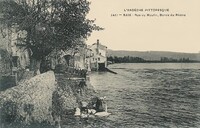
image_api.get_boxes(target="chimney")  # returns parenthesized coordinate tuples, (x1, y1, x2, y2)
(97, 39, 99, 54)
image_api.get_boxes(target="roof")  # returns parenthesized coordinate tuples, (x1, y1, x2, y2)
(96, 54, 106, 58)
(92, 43, 107, 48)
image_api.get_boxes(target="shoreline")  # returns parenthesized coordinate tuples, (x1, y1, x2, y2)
(109, 61, 200, 64)
(0, 71, 98, 128)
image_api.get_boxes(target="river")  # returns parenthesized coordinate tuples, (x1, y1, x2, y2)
(64, 63, 200, 128)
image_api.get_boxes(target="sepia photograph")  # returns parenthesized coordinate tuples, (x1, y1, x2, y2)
(0, 0, 200, 128)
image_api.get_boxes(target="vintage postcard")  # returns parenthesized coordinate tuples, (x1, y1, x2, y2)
(0, 0, 200, 128)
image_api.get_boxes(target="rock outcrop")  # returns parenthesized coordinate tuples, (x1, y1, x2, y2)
(0, 71, 56, 126)
(53, 75, 96, 117)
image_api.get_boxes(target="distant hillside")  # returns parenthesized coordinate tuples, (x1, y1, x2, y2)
(107, 50, 200, 61)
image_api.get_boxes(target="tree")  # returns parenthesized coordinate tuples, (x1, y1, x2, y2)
(0, 0, 102, 75)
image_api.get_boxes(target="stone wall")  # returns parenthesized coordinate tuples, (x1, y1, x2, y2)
(0, 71, 56, 126)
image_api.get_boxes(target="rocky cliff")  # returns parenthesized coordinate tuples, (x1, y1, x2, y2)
(0, 71, 56, 127)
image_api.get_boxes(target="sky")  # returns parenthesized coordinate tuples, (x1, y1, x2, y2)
(86, 0, 200, 53)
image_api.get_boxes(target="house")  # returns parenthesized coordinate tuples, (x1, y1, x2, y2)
(0, 26, 30, 88)
(62, 46, 86, 70)
(87, 39, 108, 71)
(0, 26, 30, 70)
(73, 47, 87, 70)
(10, 28, 30, 69)
(47, 45, 87, 71)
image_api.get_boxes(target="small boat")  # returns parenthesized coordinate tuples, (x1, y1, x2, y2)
(94, 111, 111, 117)
(94, 104, 111, 117)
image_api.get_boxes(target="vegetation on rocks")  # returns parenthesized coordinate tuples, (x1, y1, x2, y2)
(0, 71, 97, 128)
(0, 71, 56, 128)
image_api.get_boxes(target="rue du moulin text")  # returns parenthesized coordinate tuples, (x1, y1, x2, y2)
(111, 13, 186, 17)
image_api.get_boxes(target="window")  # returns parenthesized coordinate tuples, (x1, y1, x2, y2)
(98, 58, 100, 61)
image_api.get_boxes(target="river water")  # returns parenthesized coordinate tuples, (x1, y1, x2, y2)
(64, 63, 200, 128)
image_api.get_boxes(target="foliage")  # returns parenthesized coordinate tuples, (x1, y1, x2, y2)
(0, 0, 102, 60)
(160, 57, 190, 62)
(108, 56, 145, 63)
(108, 56, 197, 63)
